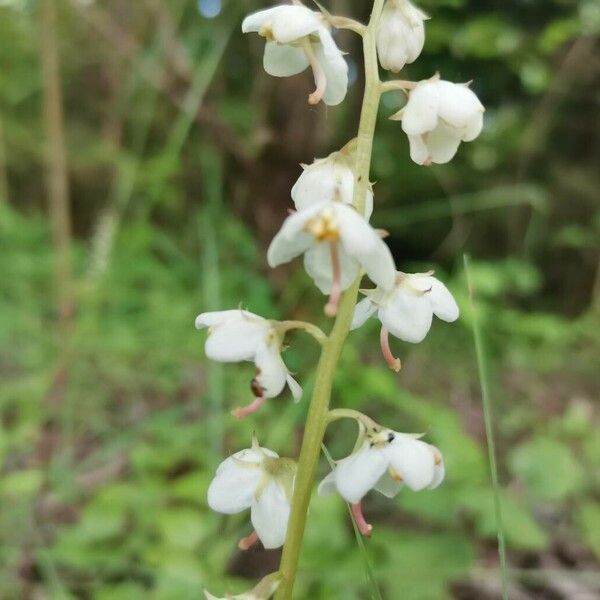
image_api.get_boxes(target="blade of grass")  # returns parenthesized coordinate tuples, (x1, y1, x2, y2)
(322, 445, 384, 600)
(463, 254, 509, 600)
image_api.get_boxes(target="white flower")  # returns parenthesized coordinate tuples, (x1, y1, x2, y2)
(195, 310, 302, 417)
(376, 0, 429, 73)
(391, 76, 485, 165)
(242, 4, 348, 106)
(267, 201, 396, 316)
(351, 271, 459, 371)
(204, 573, 280, 600)
(319, 428, 444, 535)
(292, 145, 374, 219)
(207, 437, 295, 550)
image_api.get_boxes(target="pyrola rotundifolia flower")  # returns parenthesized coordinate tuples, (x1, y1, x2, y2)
(268, 201, 396, 316)
(292, 143, 374, 219)
(204, 573, 280, 600)
(376, 0, 429, 73)
(319, 427, 444, 536)
(351, 271, 459, 371)
(208, 436, 295, 550)
(242, 4, 348, 106)
(391, 76, 485, 165)
(195, 310, 302, 417)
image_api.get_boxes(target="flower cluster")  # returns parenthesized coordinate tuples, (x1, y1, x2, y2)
(201, 2, 483, 598)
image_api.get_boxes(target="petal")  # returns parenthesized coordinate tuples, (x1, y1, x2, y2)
(333, 443, 390, 504)
(374, 470, 404, 498)
(263, 40, 309, 77)
(428, 446, 445, 489)
(270, 6, 322, 43)
(286, 373, 303, 402)
(407, 134, 430, 166)
(204, 318, 268, 362)
(383, 434, 436, 491)
(336, 204, 396, 290)
(461, 110, 484, 142)
(241, 7, 279, 33)
(351, 297, 377, 330)
(378, 287, 433, 343)
(254, 338, 288, 399)
(216, 446, 278, 476)
(426, 121, 462, 165)
(291, 160, 340, 211)
(303, 242, 360, 295)
(363, 187, 374, 221)
(251, 480, 290, 549)
(401, 81, 440, 136)
(317, 470, 337, 497)
(436, 80, 485, 129)
(195, 309, 262, 329)
(208, 457, 264, 514)
(267, 202, 326, 267)
(422, 276, 459, 322)
(314, 28, 349, 106)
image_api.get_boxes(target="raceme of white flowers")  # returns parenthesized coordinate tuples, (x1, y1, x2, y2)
(195, 310, 302, 418)
(207, 436, 296, 550)
(377, 0, 429, 73)
(199, 2, 485, 591)
(242, 4, 348, 106)
(391, 75, 485, 166)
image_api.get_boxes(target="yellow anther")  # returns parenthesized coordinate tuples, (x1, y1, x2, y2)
(304, 210, 340, 242)
(258, 24, 274, 41)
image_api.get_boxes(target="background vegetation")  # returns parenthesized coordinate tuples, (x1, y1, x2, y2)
(1, 0, 599, 598)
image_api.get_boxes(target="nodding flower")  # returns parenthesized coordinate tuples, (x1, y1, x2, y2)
(195, 310, 302, 418)
(267, 200, 396, 317)
(391, 75, 485, 166)
(319, 424, 444, 536)
(242, 3, 349, 106)
(351, 271, 459, 371)
(207, 435, 296, 550)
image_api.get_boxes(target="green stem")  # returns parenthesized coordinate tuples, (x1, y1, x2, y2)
(275, 2, 385, 597)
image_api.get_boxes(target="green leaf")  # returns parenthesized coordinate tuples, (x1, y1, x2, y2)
(576, 502, 600, 561)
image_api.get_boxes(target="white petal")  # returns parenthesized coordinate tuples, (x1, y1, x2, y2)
(216, 447, 278, 476)
(241, 8, 279, 33)
(351, 297, 377, 330)
(263, 41, 309, 77)
(383, 434, 436, 491)
(208, 458, 263, 514)
(378, 287, 433, 343)
(314, 28, 349, 106)
(317, 470, 337, 497)
(336, 204, 396, 290)
(254, 338, 288, 399)
(407, 134, 430, 166)
(303, 242, 360, 295)
(251, 480, 290, 549)
(333, 443, 390, 504)
(267, 203, 326, 267)
(436, 80, 485, 129)
(363, 187, 374, 221)
(195, 309, 263, 329)
(374, 470, 404, 498)
(426, 121, 462, 165)
(462, 110, 484, 142)
(286, 373, 303, 402)
(270, 6, 322, 44)
(401, 81, 440, 136)
(419, 275, 459, 322)
(204, 318, 268, 362)
(291, 160, 340, 211)
(428, 446, 445, 489)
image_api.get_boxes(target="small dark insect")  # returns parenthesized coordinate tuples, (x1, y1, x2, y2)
(387, 432, 395, 443)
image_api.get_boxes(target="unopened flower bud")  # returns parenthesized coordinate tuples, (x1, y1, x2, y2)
(377, 0, 429, 73)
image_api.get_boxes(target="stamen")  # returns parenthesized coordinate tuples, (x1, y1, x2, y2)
(231, 396, 266, 419)
(324, 242, 341, 317)
(351, 502, 373, 537)
(238, 530, 259, 551)
(302, 40, 327, 105)
(380, 327, 401, 372)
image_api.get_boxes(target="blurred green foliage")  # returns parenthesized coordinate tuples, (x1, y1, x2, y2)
(1, 0, 599, 598)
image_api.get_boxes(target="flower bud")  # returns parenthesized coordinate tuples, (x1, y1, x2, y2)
(376, 0, 429, 73)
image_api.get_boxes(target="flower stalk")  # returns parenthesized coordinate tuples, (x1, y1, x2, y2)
(274, 1, 386, 597)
